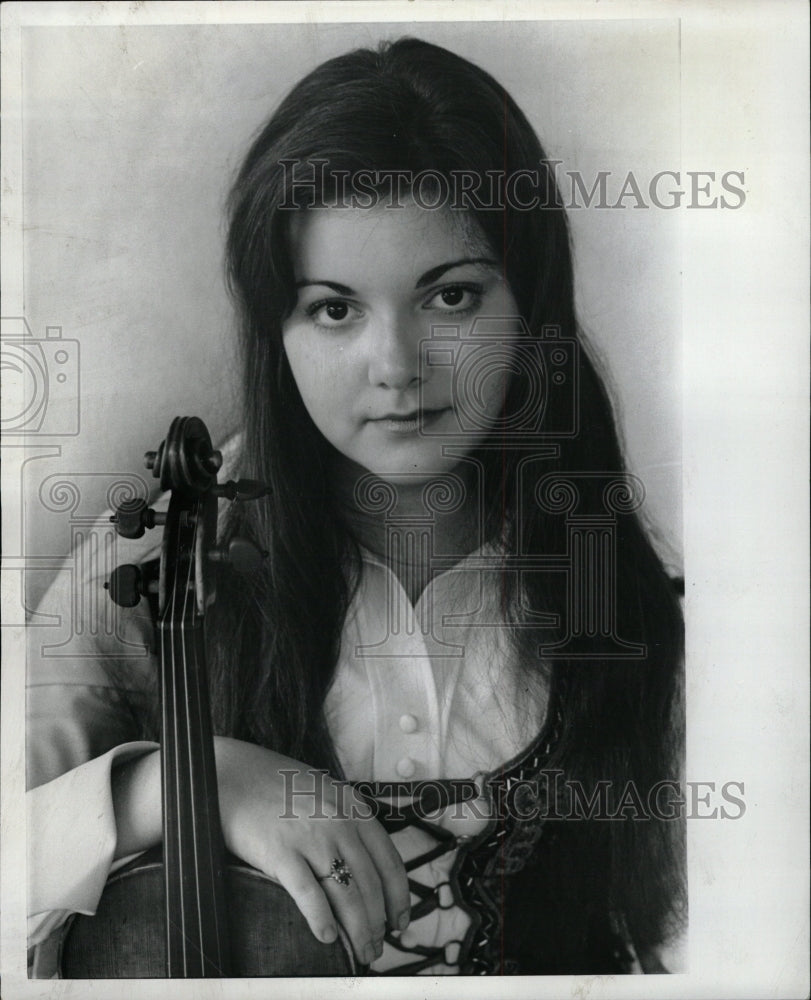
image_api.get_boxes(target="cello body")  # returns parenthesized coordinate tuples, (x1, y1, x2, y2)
(60, 848, 355, 977)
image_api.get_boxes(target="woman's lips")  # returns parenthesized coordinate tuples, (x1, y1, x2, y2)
(370, 408, 450, 434)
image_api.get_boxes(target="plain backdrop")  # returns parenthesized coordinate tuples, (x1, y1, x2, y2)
(17, 18, 683, 604)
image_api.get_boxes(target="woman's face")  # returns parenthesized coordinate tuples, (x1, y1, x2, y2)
(282, 200, 522, 482)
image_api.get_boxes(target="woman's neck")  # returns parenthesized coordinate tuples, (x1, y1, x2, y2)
(329, 454, 483, 604)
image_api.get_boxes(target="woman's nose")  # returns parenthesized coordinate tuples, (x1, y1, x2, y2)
(367, 313, 422, 389)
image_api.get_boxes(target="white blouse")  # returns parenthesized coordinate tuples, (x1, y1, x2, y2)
(325, 546, 548, 972)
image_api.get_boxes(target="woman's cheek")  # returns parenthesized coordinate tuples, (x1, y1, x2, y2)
(282, 333, 354, 446)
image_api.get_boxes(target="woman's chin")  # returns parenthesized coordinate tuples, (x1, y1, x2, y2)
(359, 452, 467, 485)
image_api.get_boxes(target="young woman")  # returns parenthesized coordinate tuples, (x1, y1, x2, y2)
(27, 37, 685, 976)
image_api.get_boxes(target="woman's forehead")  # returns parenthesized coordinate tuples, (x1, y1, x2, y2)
(286, 202, 492, 284)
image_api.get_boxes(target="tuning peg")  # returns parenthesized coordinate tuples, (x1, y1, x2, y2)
(110, 498, 167, 538)
(105, 564, 143, 607)
(208, 537, 268, 574)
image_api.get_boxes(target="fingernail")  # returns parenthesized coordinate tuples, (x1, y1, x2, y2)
(364, 943, 377, 965)
(398, 911, 410, 931)
(320, 925, 337, 944)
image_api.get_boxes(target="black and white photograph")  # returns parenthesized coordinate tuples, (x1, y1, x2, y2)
(1, 2, 807, 998)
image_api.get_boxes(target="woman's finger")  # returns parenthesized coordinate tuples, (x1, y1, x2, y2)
(357, 816, 411, 931)
(314, 855, 378, 965)
(272, 853, 339, 946)
(332, 842, 386, 949)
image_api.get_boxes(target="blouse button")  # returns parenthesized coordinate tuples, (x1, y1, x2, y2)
(396, 757, 416, 778)
(399, 714, 418, 733)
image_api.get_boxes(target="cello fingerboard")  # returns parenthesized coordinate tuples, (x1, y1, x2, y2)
(159, 498, 231, 977)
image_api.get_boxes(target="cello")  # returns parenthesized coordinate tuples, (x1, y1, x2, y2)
(59, 416, 356, 977)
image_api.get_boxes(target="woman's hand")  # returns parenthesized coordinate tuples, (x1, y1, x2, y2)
(110, 737, 409, 964)
(214, 736, 410, 966)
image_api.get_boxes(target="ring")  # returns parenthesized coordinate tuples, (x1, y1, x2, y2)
(318, 857, 353, 887)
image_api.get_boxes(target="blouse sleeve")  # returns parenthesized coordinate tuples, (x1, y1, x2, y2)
(27, 741, 157, 947)
(26, 509, 163, 953)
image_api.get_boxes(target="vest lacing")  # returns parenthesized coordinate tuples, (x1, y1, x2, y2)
(355, 706, 562, 975)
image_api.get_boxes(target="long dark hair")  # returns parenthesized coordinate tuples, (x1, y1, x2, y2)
(206, 37, 685, 956)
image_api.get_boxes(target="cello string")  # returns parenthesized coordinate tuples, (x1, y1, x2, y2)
(161, 521, 183, 973)
(162, 476, 228, 973)
(187, 511, 225, 974)
(170, 503, 189, 975)
(186, 507, 228, 972)
(160, 502, 195, 975)
(181, 502, 211, 970)
(159, 512, 177, 971)
(180, 499, 228, 973)
(159, 564, 174, 971)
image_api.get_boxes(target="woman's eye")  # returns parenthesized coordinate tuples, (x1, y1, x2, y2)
(305, 299, 360, 328)
(424, 284, 484, 313)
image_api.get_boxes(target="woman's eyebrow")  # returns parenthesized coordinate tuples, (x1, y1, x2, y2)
(415, 257, 499, 288)
(294, 258, 499, 296)
(295, 279, 354, 294)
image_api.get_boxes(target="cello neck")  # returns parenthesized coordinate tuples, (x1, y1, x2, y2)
(158, 489, 231, 977)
